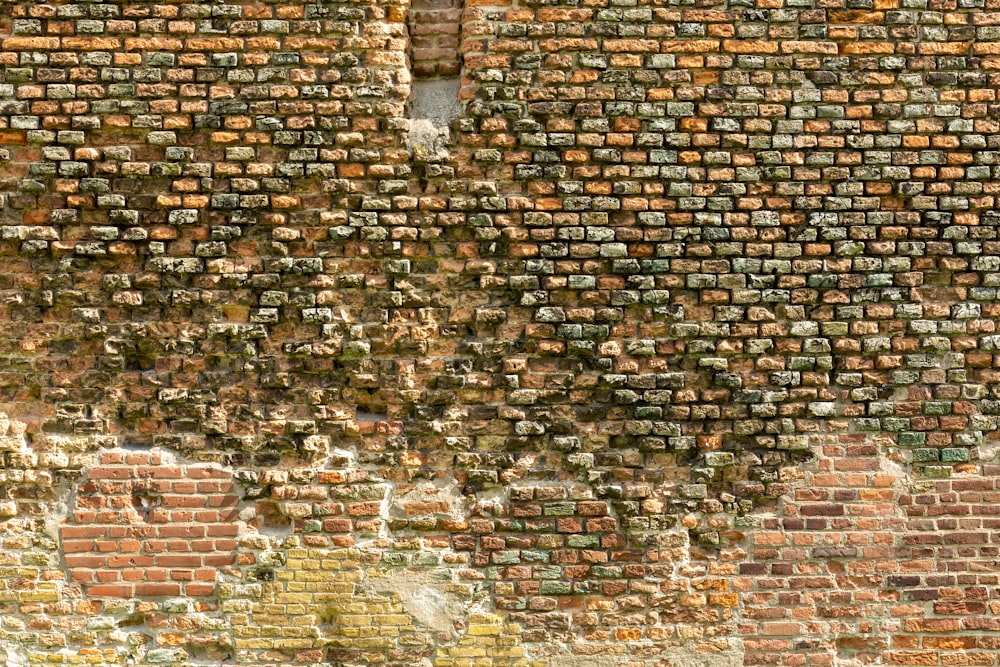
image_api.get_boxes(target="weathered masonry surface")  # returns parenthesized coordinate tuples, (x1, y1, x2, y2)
(2, 0, 1000, 666)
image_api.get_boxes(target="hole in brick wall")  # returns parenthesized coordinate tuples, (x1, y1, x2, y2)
(260, 515, 292, 537)
(123, 356, 155, 372)
(255, 450, 282, 467)
(122, 440, 152, 451)
(130, 491, 161, 516)
(356, 410, 388, 423)
(116, 611, 147, 628)
(256, 500, 293, 537)
(118, 339, 157, 372)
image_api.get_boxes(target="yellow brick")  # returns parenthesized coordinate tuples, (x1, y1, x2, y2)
(497, 638, 519, 648)
(322, 602, 363, 614)
(355, 638, 395, 648)
(338, 614, 372, 626)
(709, 592, 739, 606)
(374, 614, 412, 626)
(279, 627, 312, 638)
(314, 589, 353, 599)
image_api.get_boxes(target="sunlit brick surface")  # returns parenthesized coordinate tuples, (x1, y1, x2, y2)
(1, 1, 1000, 666)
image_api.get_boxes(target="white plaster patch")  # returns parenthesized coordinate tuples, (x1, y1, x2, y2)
(389, 475, 467, 521)
(407, 78, 459, 163)
(0, 642, 27, 667)
(657, 648, 743, 667)
(362, 567, 468, 639)
(408, 119, 450, 162)
(411, 78, 461, 128)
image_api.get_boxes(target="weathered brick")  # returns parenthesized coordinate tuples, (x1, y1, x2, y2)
(0, 3, 995, 666)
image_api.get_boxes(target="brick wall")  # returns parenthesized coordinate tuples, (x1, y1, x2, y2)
(1, 0, 1000, 666)
(62, 451, 238, 599)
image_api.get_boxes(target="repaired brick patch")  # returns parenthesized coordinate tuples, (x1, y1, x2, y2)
(61, 451, 238, 599)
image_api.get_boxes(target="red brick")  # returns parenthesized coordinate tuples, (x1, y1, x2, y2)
(156, 555, 202, 567)
(184, 583, 216, 596)
(157, 526, 206, 538)
(107, 555, 154, 568)
(65, 555, 107, 568)
(204, 554, 236, 566)
(63, 540, 96, 553)
(134, 583, 181, 597)
(86, 585, 133, 597)
(87, 467, 131, 480)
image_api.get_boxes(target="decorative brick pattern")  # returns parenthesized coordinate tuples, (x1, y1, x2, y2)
(0, 0, 1000, 666)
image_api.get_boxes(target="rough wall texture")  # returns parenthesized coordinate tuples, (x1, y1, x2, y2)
(2, 0, 1000, 666)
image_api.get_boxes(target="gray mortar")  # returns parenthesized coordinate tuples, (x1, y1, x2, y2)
(411, 78, 461, 127)
(408, 78, 461, 160)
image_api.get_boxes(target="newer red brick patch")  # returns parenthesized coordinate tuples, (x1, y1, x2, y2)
(61, 451, 239, 598)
